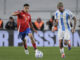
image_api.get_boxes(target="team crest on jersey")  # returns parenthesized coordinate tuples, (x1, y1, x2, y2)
(23, 14, 25, 17)
(28, 16, 30, 19)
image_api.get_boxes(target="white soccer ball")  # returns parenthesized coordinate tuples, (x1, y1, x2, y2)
(35, 51, 43, 58)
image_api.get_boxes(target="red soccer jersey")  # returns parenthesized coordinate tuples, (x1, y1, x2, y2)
(16, 10, 31, 32)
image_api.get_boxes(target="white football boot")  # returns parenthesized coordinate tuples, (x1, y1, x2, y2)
(25, 50, 29, 55)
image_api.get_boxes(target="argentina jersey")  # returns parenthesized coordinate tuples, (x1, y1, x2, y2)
(54, 9, 75, 31)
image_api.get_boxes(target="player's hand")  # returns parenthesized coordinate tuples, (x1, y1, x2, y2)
(34, 30, 37, 33)
(12, 10, 20, 16)
(15, 11, 20, 15)
(16, 10, 21, 13)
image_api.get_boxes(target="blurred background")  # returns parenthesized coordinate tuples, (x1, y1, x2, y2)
(0, 0, 80, 60)
(0, 0, 80, 30)
(0, 0, 80, 47)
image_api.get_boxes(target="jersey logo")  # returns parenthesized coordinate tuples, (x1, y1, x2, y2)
(28, 16, 30, 19)
(23, 14, 25, 17)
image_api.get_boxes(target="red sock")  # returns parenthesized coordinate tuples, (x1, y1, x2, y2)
(24, 44, 27, 50)
(32, 43, 37, 50)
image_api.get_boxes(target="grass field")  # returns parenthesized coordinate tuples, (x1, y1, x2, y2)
(0, 47, 80, 60)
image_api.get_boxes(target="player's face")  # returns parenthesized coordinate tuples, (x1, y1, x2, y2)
(24, 6, 29, 12)
(58, 6, 64, 12)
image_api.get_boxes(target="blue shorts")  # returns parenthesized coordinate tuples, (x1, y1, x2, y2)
(18, 28, 32, 40)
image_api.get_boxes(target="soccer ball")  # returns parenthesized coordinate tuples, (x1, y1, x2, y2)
(35, 51, 43, 58)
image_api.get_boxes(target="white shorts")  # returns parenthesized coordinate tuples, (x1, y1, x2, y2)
(58, 29, 70, 40)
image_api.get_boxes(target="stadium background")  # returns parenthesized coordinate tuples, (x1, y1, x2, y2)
(0, 0, 80, 47)
(0, 0, 80, 60)
(0, 0, 80, 30)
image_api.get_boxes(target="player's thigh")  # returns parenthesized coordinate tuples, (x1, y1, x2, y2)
(28, 33, 35, 43)
(19, 32, 26, 40)
(64, 30, 70, 40)
(58, 30, 63, 40)
(28, 33, 33, 38)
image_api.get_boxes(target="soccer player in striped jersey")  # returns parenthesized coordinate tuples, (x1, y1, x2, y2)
(12, 3, 42, 55)
(52, 2, 76, 58)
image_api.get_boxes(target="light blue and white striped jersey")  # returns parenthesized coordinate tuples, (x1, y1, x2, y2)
(54, 9, 75, 31)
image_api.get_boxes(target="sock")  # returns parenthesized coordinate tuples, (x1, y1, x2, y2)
(32, 43, 37, 50)
(68, 40, 71, 50)
(68, 40, 71, 47)
(24, 43, 27, 50)
(60, 48, 64, 54)
(59, 40, 63, 48)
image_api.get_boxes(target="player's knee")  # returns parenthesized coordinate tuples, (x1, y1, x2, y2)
(64, 40, 68, 45)
(28, 33, 34, 41)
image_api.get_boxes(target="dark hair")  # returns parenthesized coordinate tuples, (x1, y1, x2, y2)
(24, 3, 29, 7)
(52, 16, 55, 20)
(9, 17, 13, 20)
(57, 2, 63, 8)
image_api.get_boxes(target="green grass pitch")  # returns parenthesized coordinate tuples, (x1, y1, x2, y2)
(0, 47, 80, 60)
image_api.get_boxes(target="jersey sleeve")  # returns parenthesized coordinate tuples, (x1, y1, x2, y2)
(68, 10, 75, 19)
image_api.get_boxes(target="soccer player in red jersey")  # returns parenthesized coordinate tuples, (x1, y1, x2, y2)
(12, 3, 41, 55)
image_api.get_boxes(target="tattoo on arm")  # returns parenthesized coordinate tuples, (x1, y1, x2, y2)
(30, 22, 35, 31)
(72, 17, 76, 29)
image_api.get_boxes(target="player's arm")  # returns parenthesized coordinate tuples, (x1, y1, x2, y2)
(29, 22, 37, 33)
(12, 11, 20, 16)
(55, 19, 58, 25)
(52, 19, 58, 28)
(72, 17, 76, 32)
(69, 10, 76, 32)
(52, 14, 58, 32)
(73, 17, 76, 29)
(52, 19, 58, 32)
(29, 15, 37, 33)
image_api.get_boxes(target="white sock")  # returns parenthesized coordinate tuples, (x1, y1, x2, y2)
(60, 48, 64, 54)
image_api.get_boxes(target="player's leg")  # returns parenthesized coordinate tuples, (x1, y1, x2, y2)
(19, 32, 29, 54)
(58, 30, 65, 58)
(64, 40, 71, 50)
(68, 40, 71, 50)
(23, 38, 27, 50)
(28, 33, 37, 50)
(64, 30, 71, 50)
(59, 39, 65, 58)
(28, 33, 42, 54)
(25, 28, 37, 50)
(59, 40, 64, 54)
(23, 38, 29, 54)
(22, 34, 27, 50)
(27, 28, 42, 54)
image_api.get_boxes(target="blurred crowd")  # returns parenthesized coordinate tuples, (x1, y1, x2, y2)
(0, 16, 80, 31)
(0, 17, 17, 30)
